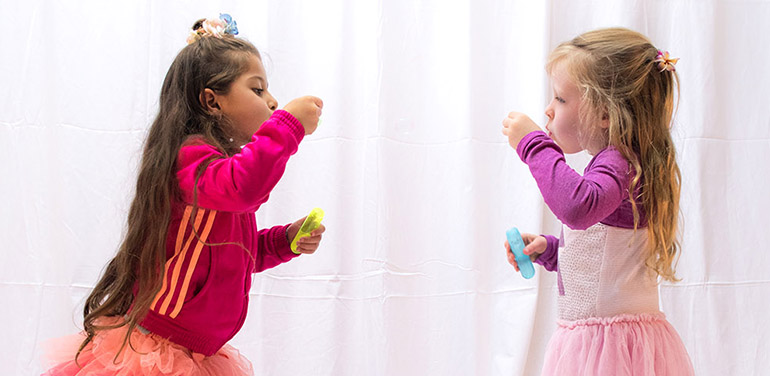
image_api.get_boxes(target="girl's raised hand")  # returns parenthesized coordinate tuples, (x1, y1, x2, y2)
(283, 96, 324, 135)
(501, 111, 541, 150)
(505, 232, 546, 272)
(287, 216, 326, 254)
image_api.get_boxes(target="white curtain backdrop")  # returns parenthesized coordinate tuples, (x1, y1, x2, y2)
(2, 0, 769, 375)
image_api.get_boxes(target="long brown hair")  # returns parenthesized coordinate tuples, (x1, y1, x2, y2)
(77, 33, 261, 361)
(547, 28, 682, 282)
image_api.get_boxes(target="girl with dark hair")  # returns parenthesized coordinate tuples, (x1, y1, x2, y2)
(43, 14, 325, 375)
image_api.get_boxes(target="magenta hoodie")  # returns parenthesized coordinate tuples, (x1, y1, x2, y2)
(139, 110, 304, 356)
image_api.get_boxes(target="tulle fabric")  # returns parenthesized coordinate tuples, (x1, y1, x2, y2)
(541, 313, 694, 376)
(41, 317, 253, 376)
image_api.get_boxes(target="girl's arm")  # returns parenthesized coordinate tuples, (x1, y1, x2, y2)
(533, 234, 559, 272)
(253, 224, 295, 273)
(516, 131, 631, 230)
(252, 218, 326, 272)
(177, 110, 305, 213)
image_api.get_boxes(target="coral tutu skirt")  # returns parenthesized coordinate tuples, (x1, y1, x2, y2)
(541, 313, 694, 376)
(41, 317, 253, 376)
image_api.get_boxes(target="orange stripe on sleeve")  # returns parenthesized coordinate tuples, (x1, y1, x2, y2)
(157, 207, 205, 315)
(169, 210, 217, 318)
(151, 205, 193, 311)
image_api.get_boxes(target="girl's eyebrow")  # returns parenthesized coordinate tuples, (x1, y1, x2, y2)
(247, 75, 266, 84)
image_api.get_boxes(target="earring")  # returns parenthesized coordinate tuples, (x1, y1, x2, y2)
(229, 138, 234, 142)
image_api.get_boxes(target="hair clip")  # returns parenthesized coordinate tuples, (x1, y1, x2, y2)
(187, 13, 239, 44)
(654, 50, 679, 72)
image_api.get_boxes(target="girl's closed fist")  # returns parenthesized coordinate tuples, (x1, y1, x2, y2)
(284, 96, 323, 135)
(502, 111, 541, 149)
(287, 216, 326, 254)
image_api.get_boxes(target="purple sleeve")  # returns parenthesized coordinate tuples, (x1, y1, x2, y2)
(177, 110, 305, 213)
(516, 131, 631, 230)
(533, 234, 559, 272)
(253, 223, 298, 273)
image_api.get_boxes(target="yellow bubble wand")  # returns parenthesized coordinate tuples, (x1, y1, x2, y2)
(290, 208, 325, 254)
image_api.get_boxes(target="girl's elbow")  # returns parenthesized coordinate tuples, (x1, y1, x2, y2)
(559, 210, 593, 230)
(227, 187, 269, 212)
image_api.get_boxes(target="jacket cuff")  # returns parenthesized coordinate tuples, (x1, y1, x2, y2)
(276, 223, 300, 260)
(271, 110, 306, 144)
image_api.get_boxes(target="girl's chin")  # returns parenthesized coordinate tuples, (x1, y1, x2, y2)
(550, 138, 577, 154)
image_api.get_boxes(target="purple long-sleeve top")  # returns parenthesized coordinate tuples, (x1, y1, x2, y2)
(516, 131, 644, 272)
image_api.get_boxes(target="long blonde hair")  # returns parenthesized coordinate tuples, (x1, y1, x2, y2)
(547, 28, 682, 282)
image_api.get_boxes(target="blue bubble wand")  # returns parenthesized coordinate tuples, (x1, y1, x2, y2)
(506, 227, 535, 279)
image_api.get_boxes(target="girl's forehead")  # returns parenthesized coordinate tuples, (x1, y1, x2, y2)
(550, 63, 577, 92)
(240, 54, 267, 80)
(244, 54, 265, 71)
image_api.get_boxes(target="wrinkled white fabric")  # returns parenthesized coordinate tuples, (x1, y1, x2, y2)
(2, 1, 769, 375)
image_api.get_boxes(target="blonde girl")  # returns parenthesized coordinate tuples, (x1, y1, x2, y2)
(502, 27, 694, 375)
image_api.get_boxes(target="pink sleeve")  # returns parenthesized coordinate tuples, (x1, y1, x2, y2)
(177, 110, 305, 213)
(253, 223, 299, 273)
(516, 131, 631, 230)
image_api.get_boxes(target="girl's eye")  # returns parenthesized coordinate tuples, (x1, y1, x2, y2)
(253, 88, 264, 96)
(555, 96, 566, 104)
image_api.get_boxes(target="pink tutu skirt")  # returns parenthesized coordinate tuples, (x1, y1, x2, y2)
(541, 313, 693, 376)
(41, 317, 253, 376)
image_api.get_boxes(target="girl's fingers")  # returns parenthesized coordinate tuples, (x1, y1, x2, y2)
(295, 224, 326, 254)
(310, 225, 326, 236)
(504, 241, 519, 270)
(295, 242, 318, 254)
(296, 225, 325, 253)
(298, 233, 323, 245)
(298, 238, 321, 247)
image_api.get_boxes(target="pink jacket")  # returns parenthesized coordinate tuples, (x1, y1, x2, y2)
(140, 110, 304, 355)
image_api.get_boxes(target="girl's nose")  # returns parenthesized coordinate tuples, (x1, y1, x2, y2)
(544, 105, 554, 120)
(267, 93, 278, 111)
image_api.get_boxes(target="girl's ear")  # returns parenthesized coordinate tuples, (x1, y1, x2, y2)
(599, 112, 610, 129)
(200, 88, 221, 114)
